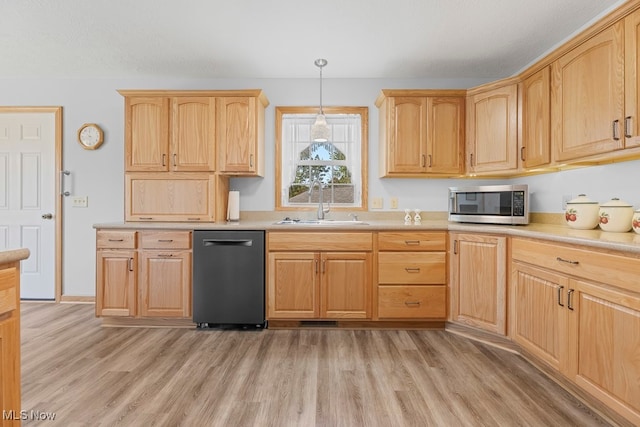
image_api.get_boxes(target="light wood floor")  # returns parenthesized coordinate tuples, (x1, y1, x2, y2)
(19, 302, 613, 427)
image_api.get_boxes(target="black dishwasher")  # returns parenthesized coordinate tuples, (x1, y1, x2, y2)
(193, 230, 265, 329)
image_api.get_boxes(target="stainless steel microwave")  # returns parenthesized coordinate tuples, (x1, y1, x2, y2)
(448, 184, 529, 225)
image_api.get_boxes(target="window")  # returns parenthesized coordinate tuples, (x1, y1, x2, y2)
(275, 106, 368, 211)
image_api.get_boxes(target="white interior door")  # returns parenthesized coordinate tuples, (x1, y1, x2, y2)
(0, 112, 56, 299)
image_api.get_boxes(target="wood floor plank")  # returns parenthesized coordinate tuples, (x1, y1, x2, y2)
(18, 303, 616, 426)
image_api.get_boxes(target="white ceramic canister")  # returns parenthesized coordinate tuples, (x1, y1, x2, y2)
(632, 209, 640, 234)
(564, 194, 600, 229)
(599, 198, 634, 232)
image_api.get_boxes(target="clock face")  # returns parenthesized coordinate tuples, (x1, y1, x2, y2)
(78, 124, 103, 149)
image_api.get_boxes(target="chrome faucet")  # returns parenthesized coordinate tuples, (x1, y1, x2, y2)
(309, 179, 330, 220)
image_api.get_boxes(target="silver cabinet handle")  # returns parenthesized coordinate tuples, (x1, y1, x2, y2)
(613, 119, 620, 141)
(404, 240, 420, 246)
(625, 116, 633, 138)
(162, 154, 167, 167)
(470, 153, 474, 166)
(173, 154, 177, 167)
(315, 259, 318, 274)
(428, 154, 432, 167)
(250, 154, 254, 168)
(453, 240, 458, 255)
(108, 238, 124, 242)
(521, 146, 526, 161)
(421, 154, 426, 167)
(128, 258, 134, 272)
(60, 170, 71, 196)
(158, 254, 174, 258)
(557, 285, 564, 307)
(404, 301, 421, 306)
(157, 239, 174, 243)
(404, 267, 421, 273)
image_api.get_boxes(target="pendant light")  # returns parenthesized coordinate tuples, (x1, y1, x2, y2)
(310, 58, 330, 143)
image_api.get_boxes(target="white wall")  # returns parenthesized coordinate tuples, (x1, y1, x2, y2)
(1, 77, 639, 296)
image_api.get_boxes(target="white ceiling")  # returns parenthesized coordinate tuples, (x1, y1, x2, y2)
(0, 0, 627, 80)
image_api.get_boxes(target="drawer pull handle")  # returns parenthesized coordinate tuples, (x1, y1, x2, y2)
(404, 301, 421, 306)
(404, 240, 420, 246)
(405, 268, 421, 273)
(139, 217, 154, 220)
(108, 239, 124, 242)
(557, 285, 564, 307)
(625, 116, 633, 138)
(158, 239, 174, 243)
(556, 256, 579, 265)
(187, 218, 201, 221)
(567, 289, 575, 311)
(158, 254, 173, 258)
(128, 258, 134, 272)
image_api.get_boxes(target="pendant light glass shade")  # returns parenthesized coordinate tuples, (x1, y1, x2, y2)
(312, 58, 330, 142)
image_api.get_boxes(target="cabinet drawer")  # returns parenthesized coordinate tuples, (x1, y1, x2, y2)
(377, 232, 446, 251)
(512, 238, 640, 293)
(378, 252, 446, 284)
(268, 232, 373, 251)
(0, 268, 17, 316)
(140, 231, 192, 249)
(96, 230, 137, 249)
(378, 285, 446, 319)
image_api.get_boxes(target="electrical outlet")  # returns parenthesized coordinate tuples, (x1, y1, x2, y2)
(562, 194, 573, 211)
(371, 197, 383, 209)
(390, 197, 398, 209)
(72, 196, 88, 208)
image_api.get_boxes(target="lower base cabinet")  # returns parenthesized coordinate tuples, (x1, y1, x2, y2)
(511, 238, 640, 426)
(267, 232, 373, 320)
(450, 233, 507, 334)
(96, 229, 192, 319)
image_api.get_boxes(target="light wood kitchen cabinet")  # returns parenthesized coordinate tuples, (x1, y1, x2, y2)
(449, 233, 507, 334)
(625, 8, 640, 148)
(217, 96, 268, 176)
(267, 232, 373, 320)
(551, 22, 625, 162)
(521, 67, 551, 168)
(96, 231, 137, 317)
(376, 90, 465, 177)
(466, 80, 518, 174)
(0, 257, 23, 427)
(125, 172, 225, 222)
(511, 237, 640, 426)
(96, 229, 192, 320)
(511, 261, 570, 373)
(124, 96, 215, 172)
(376, 232, 447, 320)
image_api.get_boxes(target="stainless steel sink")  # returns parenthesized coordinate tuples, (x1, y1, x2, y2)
(274, 219, 368, 226)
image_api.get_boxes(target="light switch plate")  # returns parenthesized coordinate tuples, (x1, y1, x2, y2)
(371, 197, 383, 209)
(390, 197, 398, 209)
(72, 196, 88, 208)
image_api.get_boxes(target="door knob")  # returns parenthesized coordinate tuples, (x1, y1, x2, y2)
(42, 213, 53, 219)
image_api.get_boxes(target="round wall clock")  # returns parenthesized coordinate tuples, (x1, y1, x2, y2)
(77, 123, 104, 150)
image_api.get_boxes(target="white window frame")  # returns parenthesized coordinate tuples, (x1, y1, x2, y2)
(275, 106, 368, 212)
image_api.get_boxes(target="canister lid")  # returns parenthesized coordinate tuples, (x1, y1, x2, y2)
(600, 197, 632, 207)
(567, 194, 598, 204)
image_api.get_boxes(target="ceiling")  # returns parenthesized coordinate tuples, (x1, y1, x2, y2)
(0, 0, 627, 80)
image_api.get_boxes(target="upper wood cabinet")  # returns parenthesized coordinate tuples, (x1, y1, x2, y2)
(125, 97, 170, 171)
(521, 67, 551, 168)
(551, 22, 625, 162)
(625, 8, 640, 148)
(376, 90, 465, 177)
(466, 81, 518, 174)
(120, 90, 268, 176)
(217, 95, 268, 176)
(124, 96, 216, 172)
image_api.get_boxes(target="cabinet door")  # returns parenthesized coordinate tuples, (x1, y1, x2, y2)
(96, 250, 137, 317)
(569, 280, 640, 425)
(521, 67, 551, 168)
(625, 9, 640, 148)
(467, 84, 518, 173)
(267, 252, 319, 319)
(217, 97, 258, 174)
(0, 317, 20, 427)
(125, 173, 216, 222)
(125, 97, 170, 171)
(450, 233, 507, 334)
(552, 22, 625, 161)
(511, 262, 570, 372)
(321, 252, 371, 319)
(427, 97, 464, 174)
(139, 250, 191, 318)
(386, 97, 427, 173)
(171, 97, 216, 171)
